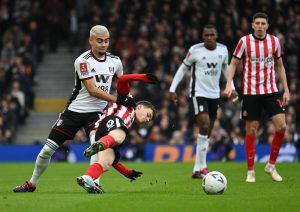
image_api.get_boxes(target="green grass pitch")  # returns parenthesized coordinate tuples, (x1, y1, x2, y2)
(1, 162, 299, 212)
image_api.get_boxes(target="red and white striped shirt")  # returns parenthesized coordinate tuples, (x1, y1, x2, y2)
(95, 102, 136, 130)
(233, 33, 283, 95)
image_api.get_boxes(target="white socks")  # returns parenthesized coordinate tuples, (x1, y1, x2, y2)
(89, 130, 100, 184)
(30, 140, 58, 185)
(193, 134, 209, 172)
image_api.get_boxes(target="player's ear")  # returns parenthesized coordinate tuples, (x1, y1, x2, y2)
(88, 37, 93, 45)
(135, 104, 142, 110)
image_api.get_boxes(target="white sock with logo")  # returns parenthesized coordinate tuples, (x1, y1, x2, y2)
(30, 140, 58, 185)
(193, 134, 209, 172)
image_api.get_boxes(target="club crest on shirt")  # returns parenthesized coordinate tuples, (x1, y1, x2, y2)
(80, 63, 88, 72)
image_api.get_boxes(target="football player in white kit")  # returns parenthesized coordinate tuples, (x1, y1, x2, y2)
(13, 25, 135, 192)
(169, 25, 237, 179)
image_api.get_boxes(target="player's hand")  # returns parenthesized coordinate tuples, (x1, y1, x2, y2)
(282, 90, 290, 106)
(146, 73, 159, 84)
(170, 92, 178, 104)
(116, 95, 136, 109)
(223, 85, 232, 98)
(127, 170, 143, 181)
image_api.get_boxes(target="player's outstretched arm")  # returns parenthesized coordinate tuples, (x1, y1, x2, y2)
(113, 162, 143, 181)
(117, 73, 158, 95)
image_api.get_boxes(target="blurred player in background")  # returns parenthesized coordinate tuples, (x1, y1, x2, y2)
(224, 12, 290, 182)
(77, 73, 157, 193)
(169, 24, 237, 179)
(13, 25, 135, 192)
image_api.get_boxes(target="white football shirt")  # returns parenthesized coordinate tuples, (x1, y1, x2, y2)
(67, 50, 123, 113)
(170, 43, 228, 98)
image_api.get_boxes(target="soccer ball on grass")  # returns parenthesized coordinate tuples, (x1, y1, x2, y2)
(202, 171, 227, 195)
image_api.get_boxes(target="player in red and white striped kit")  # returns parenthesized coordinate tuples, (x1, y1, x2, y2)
(76, 73, 157, 193)
(224, 12, 290, 183)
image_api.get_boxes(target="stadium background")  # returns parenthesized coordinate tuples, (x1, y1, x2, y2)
(0, 0, 299, 162)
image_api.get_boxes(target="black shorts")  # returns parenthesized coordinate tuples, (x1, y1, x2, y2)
(241, 92, 285, 120)
(48, 110, 102, 146)
(190, 97, 219, 119)
(95, 115, 128, 165)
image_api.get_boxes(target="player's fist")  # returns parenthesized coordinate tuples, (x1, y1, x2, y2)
(146, 73, 159, 84)
(116, 95, 136, 109)
(170, 92, 178, 104)
(223, 86, 232, 98)
(127, 170, 143, 181)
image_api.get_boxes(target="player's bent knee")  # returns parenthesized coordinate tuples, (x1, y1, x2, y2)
(276, 124, 286, 133)
(39, 145, 56, 158)
(100, 161, 111, 172)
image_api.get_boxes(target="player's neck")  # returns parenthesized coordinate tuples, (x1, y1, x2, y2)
(93, 52, 106, 59)
(253, 33, 267, 40)
(204, 44, 216, 50)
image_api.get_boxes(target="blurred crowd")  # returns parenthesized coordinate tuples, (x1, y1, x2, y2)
(1, 0, 300, 161)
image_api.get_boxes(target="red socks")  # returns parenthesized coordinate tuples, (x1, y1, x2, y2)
(269, 131, 285, 165)
(98, 135, 115, 150)
(113, 162, 132, 177)
(84, 163, 104, 180)
(245, 131, 285, 170)
(245, 134, 256, 171)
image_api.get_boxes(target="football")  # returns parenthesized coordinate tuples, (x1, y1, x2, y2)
(202, 171, 227, 195)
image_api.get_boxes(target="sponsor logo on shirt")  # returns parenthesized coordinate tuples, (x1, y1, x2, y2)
(109, 67, 115, 74)
(251, 57, 273, 63)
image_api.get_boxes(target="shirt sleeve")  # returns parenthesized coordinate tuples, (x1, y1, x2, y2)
(115, 59, 123, 77)
(233, 38, 245, 59)
(221, 47, 229, 76)
(183, 47, 194, 67)
(169, 63, 188, 92)
(74, 58, 93, 80)
(274, 37, 284, 59)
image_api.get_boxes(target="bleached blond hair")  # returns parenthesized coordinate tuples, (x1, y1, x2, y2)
(90, 25, 109, 37)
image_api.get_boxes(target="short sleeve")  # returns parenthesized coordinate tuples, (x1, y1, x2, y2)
(274, 38, 283, 59)
(183, 47, 194, 67)
(233, 38, 245, 59)
(74, 58, 93, 80)
(223, 46, 229, 64)
(115, 59, 123, 77)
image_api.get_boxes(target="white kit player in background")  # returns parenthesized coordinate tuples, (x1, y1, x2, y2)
(13, 25, 135, 192)
(169, 24, 237, 179)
